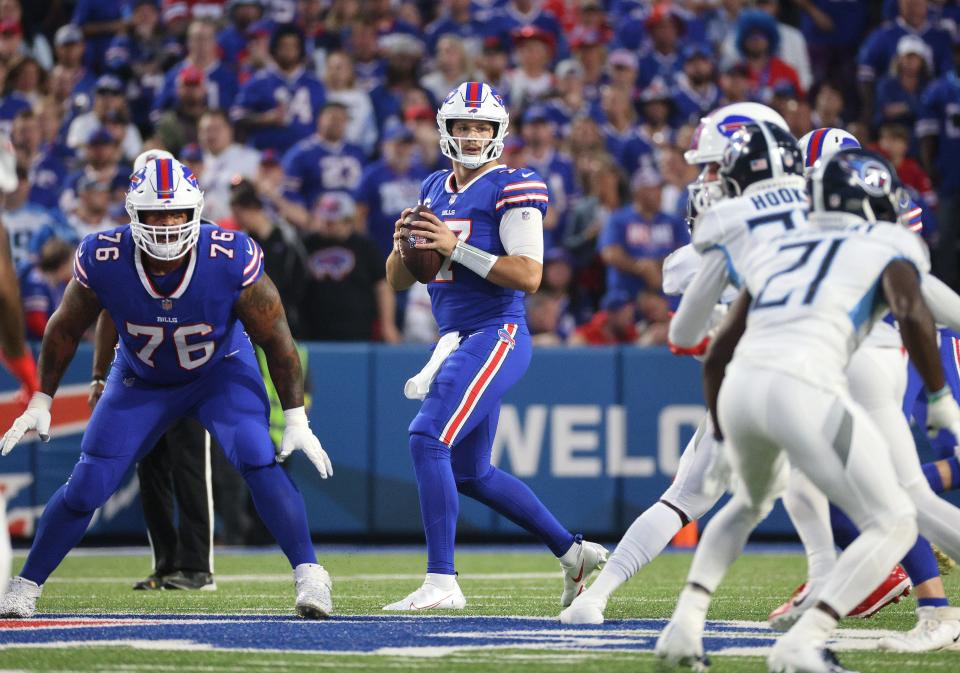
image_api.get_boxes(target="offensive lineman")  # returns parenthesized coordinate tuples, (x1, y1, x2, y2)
(0, 157, 334, 618)
(384, 81, 607, 610)
(657, 145, 960, 673)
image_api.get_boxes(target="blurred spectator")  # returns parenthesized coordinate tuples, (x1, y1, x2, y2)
(369, 32, 427, 132)
(420, 35, 473, 104)
(9, 105, 37, 169)
(153, 65, 207, 156)
(636, 289, 671, 346)
(27, 99, 74, 210)
(875, 122, 936, 209)
(66, 174, 119, 237)
(735, 9, 804, 103)
(425, 0, 484, 55)
(874, 34, 931, 134)
(157, 19, 239, 114)
(637, 3, 685, 90)
(605, 49, 639, 104)
(0, 0, 52, 70)
(509, 26, 555, 110)
(324, 50, 377, 155)
(476, 35, 512, 105)
(569, 290, 638, 346)
(638, 79, 678, 149)
(599, 168, 688, 298)
(2, 165, 70, 267)
(346, 19, 386, 92)
(105, 0, 170, 132)
(539, 247, 577, 334)
(567, 113, 606, 170)
(918, 39, 960, 288)
(545, 58, 592, 135)
(488, 0, 568, 61)
(659, 144, 699, 219)
(61, 127, 130, 217)
(527, 291, 566, 346)
(600, 85, 655, 177)
(354, 125, 429, 260)
(217, 0, 265, 65)
(673, 43, 721, 126)
(795, 0, 867, 95)
(51, 24, 93, 115)
(771, 81, 811, 139)
(229, 177, 308, 336)
(67, 75, 143, 161)
(571, 22, 605, 102)
(719, 61, 751, 104)
(18, 237, 73, 340)
(565, 153, 626, 267)
(198, 109, 261, 222)
(281, 101, 365, 227)
(6, 56, 46, 108)
(859, 0, 953, 130)
(71, 0, 125, 73)
(240, 19, 276, 82)
(402, 281, 438, 343)
(232, 24, 326, 153)
(520, 106, 577, 244)
(810, 80, 847, 129)
(298, 193, 399, 342)
(298, 0, 343, 78)
(753, 0, 813, 92)
(404, 103, 443, 170)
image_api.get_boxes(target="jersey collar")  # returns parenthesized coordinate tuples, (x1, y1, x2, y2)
(445, 163, 504, 194)
(134, 246, 197, 299)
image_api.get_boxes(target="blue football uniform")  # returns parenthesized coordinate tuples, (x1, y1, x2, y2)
(917, 72, 960, 193)
(904, 328, 960, 459)
(231, 67, 326, 153)
(405, 163, 574, 575)
(73, 225, 264, 386)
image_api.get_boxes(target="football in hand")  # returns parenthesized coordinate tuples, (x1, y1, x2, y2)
(398, 205, 444, 283)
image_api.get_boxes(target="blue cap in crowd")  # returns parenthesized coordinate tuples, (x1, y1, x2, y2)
(682, 42, 712, 62)
(96, 74, 124, 94)
(523, 106, 552, 125)
(382, 124, 415, 142)
(86, 127, 117, 145)
(181, 143, 203, 162)
(601, 290, 633, 312)
(77, 174, 110, 193)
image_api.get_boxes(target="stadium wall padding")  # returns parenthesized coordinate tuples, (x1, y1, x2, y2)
(0, 343, 798, 541)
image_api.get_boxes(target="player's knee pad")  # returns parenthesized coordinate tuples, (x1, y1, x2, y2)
(63, 460, 114, 513)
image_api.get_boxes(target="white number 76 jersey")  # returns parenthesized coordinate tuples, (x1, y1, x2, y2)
(735, 223, 930, 390)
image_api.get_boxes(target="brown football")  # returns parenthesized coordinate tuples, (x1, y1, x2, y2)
(398, 204, 444, 283)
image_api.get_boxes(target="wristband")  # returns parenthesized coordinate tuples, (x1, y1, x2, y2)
(283, 406, 309, 427)
(450, 241, 498, 279)
(90, 378, 106, 387)
(927, 386, 952, 403)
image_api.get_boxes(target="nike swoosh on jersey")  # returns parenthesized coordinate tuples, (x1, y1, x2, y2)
(521, 171, 534, 178)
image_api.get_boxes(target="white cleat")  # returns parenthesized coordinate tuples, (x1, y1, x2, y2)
(654, 618, 710, 672)
(560, 540, 608, 607)
(559, 589, 607, 625)
(878, 606, 960, 652)
(294, 563, 333, 619)
(382, 575, 466, 611)
(768, 636, 859, 673)
(0, 576, 42, 618)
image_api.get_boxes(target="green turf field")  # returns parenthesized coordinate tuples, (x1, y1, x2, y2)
(1, 549, 957, 672)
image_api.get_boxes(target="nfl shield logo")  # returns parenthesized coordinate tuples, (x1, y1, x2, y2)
(161, 298, 173, 311)
(449, 194, 457, 205)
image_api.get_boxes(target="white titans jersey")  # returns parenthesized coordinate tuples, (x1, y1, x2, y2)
(735, 223, 930, 391)
(664, 243, 740, 302)
(692, 178, 809, 287)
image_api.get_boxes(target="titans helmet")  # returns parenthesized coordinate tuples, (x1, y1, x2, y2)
(808, 148, 906, 223)
(718, 121, 803, 197)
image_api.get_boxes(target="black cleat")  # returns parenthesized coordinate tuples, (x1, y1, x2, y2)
(162, 571, 217, 591)
(132, 574, 165, 590)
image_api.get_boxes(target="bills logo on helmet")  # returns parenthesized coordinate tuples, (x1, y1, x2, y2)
(717, 115, 753, 137)
(129, 168, 146, 190)
(181, 165, 200, 189)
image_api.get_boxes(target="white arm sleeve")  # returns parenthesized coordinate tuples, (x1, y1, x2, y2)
(500, 207, 544, 263)
(668, 250, 730, 348)
(922, 274, 960, 332)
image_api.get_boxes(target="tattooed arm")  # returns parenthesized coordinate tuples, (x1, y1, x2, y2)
(38, 279, 103, 395)
(235, 273, 303, 409)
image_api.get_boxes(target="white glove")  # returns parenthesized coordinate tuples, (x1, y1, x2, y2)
(277, 407, 333, 479)
(1, 392, 53, 456)
(702, 438, 733, 500)
(927, 386, 960, 447)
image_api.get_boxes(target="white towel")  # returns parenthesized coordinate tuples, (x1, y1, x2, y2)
(404, 331, 461, 400)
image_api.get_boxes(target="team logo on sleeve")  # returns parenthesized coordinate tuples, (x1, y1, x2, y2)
(497, 328, 516, 350)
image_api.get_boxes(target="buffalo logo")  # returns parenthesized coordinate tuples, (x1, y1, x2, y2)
(308, 247, 356, 281)
(128, 167, 146, 191)
(716, 115, 753, 138)
(181, 165, 200, 189)
(497, 328, 516, 350)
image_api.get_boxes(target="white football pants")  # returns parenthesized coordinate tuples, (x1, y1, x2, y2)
(687, 363, 917, 617)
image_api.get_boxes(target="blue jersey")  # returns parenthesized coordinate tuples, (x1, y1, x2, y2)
(2, 203, 70, 268)
(27, 143, 73, 210)
(801, 0, 867, 46)
(231, 67, 326, 153)
(280, 137, 366, 208)
(858, 18, 953, 83)
(419, 165, 549, 334)
(599, 206, 689, 297)
(0, 93, 30, 137)
(354, 158, 431, 260)
(72, 224, 265, 386)
(917, 72, 960, 192)
(154, 61, 239, 116)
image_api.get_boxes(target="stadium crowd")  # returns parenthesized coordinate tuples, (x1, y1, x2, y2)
(3, 0, 960, 347)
